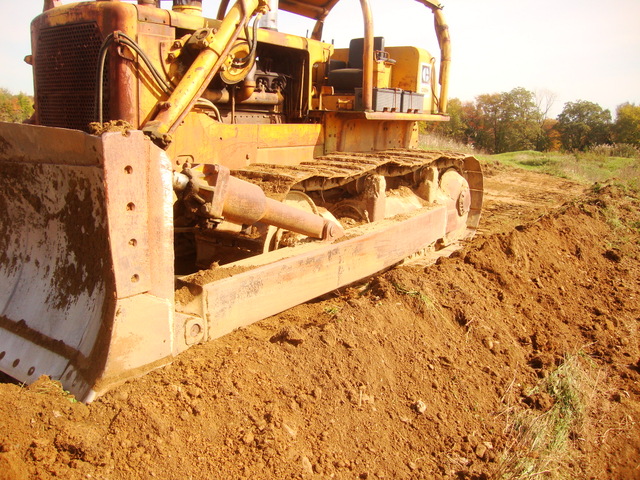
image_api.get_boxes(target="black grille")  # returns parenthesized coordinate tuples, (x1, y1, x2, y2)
(35, 22, 109, 131)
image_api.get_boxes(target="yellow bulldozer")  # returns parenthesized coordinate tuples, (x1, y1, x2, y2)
(0, 0, 482, 401)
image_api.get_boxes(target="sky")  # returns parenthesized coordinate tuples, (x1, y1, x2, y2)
(2, 0, 639, 118)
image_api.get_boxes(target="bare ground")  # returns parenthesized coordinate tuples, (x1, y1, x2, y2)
(1, 163, 639, 480)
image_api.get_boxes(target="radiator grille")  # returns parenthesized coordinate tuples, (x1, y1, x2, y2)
(35, 22, 109, 131)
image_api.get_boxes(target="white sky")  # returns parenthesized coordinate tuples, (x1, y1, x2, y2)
(2, 0, 639, 118)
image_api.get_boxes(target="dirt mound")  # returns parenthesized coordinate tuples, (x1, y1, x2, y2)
(1, 171, 639, 479)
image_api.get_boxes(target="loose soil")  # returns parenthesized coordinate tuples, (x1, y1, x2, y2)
(1, 165, 639, 480)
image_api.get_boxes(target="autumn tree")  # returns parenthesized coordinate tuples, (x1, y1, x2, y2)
(421, 97, 472, 144)
(0, 88, 34, 122)
(466, 93, 500, 152)
(613, 102, 640, 146)
(541, 118, 562, 152)
(556, 100, 611, 151)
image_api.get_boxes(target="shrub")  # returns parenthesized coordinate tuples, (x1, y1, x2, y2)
(587, 143, 640, 159)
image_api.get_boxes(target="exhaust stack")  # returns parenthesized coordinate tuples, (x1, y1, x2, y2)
(173, 0, 203, 15)
(259, 0, 278, 30)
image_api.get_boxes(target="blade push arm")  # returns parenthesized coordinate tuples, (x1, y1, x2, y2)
(142, 0, 270, 147)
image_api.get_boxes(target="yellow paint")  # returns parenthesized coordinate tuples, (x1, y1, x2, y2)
(168, 113, 324, 168)
(171, 5, 202, 16)
(256, 124, 323, 148)
(323, 112, 417, 153)
(373, 60, 392, 89)
(255, 145, 324, 165)
(168, 9, 207, 30)
(331, 48, 349, 64)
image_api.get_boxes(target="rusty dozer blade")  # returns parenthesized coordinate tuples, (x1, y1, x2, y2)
(0, 122, 482, 401)
(0, 123, 177, 402)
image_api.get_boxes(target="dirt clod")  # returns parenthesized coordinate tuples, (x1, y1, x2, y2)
(413, 399, 427, 414)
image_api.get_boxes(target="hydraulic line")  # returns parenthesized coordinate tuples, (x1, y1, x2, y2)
(95, 32, 173, 123)
(233, 13, 261, 69)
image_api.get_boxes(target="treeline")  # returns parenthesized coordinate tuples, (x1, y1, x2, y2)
(0, 88, 34, 123)
(425, 87, 640, 156)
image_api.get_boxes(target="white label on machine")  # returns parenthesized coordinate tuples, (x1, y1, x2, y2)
(420, 64, 431, 94)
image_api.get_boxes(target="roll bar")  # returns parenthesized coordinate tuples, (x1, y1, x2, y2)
(309, 0, 450, 113)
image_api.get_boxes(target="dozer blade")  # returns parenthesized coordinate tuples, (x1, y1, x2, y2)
(0, 123, 178, 402)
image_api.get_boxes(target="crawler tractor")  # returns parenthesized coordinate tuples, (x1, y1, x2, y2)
(0, 0, 482, 401)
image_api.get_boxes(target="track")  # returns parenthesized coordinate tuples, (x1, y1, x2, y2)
(230, 148, 483, 250)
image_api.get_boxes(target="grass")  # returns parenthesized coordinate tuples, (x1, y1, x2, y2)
(589, 172, 640, 249)
(391, 282, 449, 323)
(392, 282, 430, 303)
(29, 376, 78, 403)
(484, 150, 640, 190)
(323, 305, 341, 317)
(392, 282, 441, 309)
(418, 132, 477, 154)
(418, 132, 640, 191)
(498, 354, 599, 479)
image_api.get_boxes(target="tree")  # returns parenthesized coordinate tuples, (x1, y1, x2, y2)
(0, 88, 34, 123)
(466, 92, 500, 153)
(499, 87, 544, 152)
(540, 118, 561, 152)
(422, 97, 472, 144)
(556, 100, 611, 151)
(534, 88, 557, 121)
(468, 87, 543, 154)
(534, 89, 558, 151)
(613, 102, 640, 146)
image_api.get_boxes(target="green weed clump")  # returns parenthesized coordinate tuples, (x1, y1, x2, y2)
(498, 354, 599, 479)
(28, 376, 78, 403)
(323, 305, 341, 317)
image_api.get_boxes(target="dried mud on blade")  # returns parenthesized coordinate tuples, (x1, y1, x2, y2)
(0, 123, 177, 402)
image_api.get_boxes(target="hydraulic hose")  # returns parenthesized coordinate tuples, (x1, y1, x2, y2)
(233, 13, 261, 69)
(95, 32, 173, 123)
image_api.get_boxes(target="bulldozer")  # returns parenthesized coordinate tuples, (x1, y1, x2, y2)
(0, 0, 482, 401)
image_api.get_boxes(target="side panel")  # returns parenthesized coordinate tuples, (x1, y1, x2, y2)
(324, 113, 418, 153)
(167, 115, 324, 168)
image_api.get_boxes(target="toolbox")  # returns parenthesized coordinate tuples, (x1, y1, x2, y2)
(401, 91, 425, 113)
(355, 87, 403, 112)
